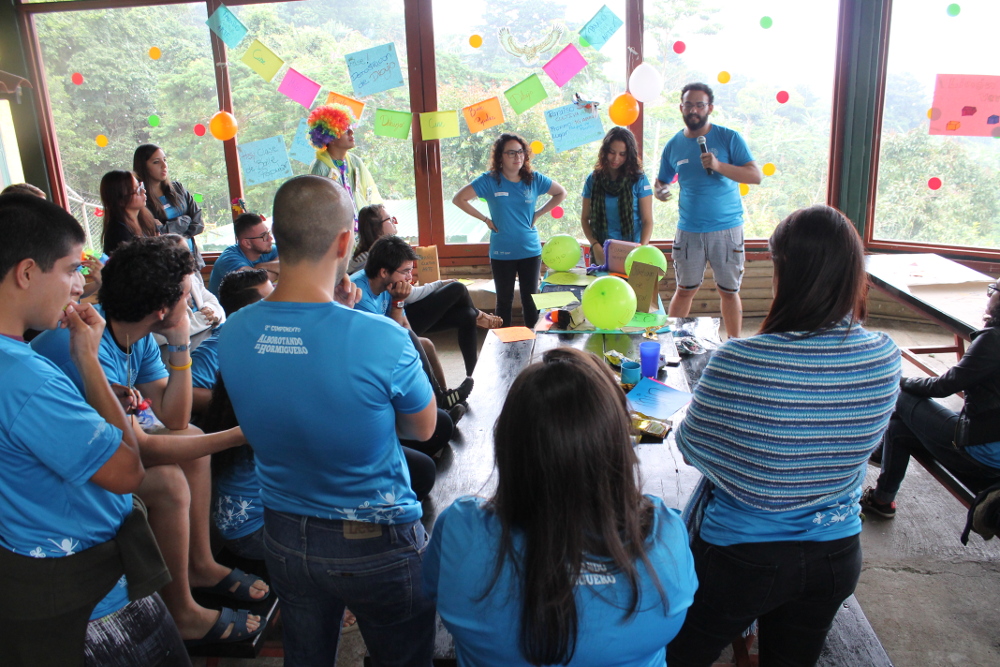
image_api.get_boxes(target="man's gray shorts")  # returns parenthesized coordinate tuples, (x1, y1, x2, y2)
(671, 226, 745, 293)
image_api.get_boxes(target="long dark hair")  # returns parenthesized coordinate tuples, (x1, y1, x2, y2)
(594, 127, 643, 180)
(487, 347, 664, 665)
(99, 170, 157, 249)
(203, 376, 255, 474)
(760, 205, 868, 335)
(133, 143, 181, 221)
(489, 133, 534, 185)
(355, 204, 387, 256)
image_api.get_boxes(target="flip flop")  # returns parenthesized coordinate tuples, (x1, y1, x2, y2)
(183, 606, 263, 648)
(193, 567, 270, 603)
(476, 310, 503, 329)
(342, 608, 360, 634)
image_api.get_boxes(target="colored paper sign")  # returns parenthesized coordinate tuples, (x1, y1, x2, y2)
(493, 326, 536, 343)
(326, 91, 365, 121)
(531, 291, 580, 310)
(542, 44, 588, 88)
(206, 5, 247, 49)
(241, 40, 284, 83)
(626, 377, 692, 420)
(462, 97, 505, 134)
(628, 261, 664, 313)
(419, 110, 459, 140)
(579, 5, 623, 51)
(544, 102, 605, 153)
(345, 43, 404, 97)
(413, 246, 440, 284)
(288, 118, 316, 165)
(544, 271, 595, 286)
(237, 135, 293, 187)
(504, 74, 548, 115)
(929, 74, 1000, 137)
(374, 109, 412, 139)
(278, 68, 321, 108)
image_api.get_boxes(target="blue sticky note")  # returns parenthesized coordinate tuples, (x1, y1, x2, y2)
(288, 119, 316, 165)
(345, 43, 404, 97)
(579, 5, 624, 51)
(544, 103, 605, 153)
(206, 5, 248, 50)
(627, 378, 692, 421)
(237, 136, 293, 187)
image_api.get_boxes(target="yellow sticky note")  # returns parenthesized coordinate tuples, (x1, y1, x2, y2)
(462, 97, 505, 134)
(326, 91, 366, 122)
(419, 110, 460, 140)
(241, 39, 284, 82)
(531, 291, 580, 310)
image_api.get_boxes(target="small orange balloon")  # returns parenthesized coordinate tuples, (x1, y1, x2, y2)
(149, 47, 161, 60)
(209, 111, 238, 141)
(609, 93, 639, 126)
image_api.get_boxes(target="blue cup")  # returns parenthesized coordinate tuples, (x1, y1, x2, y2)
(620, 361, 641, 385)
(640, 341, 660, 378)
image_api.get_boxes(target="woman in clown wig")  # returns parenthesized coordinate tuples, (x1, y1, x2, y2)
(307, 104, 383, 216)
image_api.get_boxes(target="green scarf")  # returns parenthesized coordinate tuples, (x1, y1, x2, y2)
(589, 171, 635, 244)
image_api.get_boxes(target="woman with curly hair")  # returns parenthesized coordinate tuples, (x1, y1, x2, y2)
(424, 347, 697, 665)
(307, 103, 382, 215)
(100, 170, 158, 257)
(581, 127, 655, 265)
(133, 143, 205, 269)
(452, 133, 567, 328)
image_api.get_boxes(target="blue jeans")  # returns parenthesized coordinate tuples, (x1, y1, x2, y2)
(874, 391, 1000, 503)
(667, 533, 862, 667)
(262, 509, 435, 667)
(223, 526, 266, 561)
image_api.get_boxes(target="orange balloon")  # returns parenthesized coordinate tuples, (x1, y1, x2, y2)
(609, 93, 639, 126)
(209, 111, 238, 141)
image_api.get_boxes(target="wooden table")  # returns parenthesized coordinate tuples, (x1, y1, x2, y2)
(866, 253, 993, 376)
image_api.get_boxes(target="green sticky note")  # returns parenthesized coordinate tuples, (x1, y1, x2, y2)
(374, 108, 412, 139)
(193, 193, 203, 203)
(504, 74, 548, 115)
(419, 110, 459, 140)
(531, 291, 580, 310)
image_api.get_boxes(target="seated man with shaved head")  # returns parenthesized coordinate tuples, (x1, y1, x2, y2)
(218, 175, 438, 663)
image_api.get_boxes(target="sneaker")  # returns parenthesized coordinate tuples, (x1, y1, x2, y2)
(860, 487, 896, 519)
(972, 488, 1000, 541)
(447, 402, 467, 426)
(438, 377, 474, 409)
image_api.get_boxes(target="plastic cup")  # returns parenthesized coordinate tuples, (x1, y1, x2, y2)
(620, 361, 641, 385)
(640, 341, 661, 378)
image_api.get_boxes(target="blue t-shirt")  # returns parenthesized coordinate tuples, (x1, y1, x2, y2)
(582, 173, 652, 244)
(208, 244, 279, 296)
(0, 335, 131, 620)
(700, 485, 864, 547)
(471, 171, 553, 261)
(350, 271, 391, 317)
(424, 495, 698, 667)
(657, 125, 754, 233)
(218, 300, 433, 523)
(213, 458, 263, 540)
(30, 306, 169, 397)
(191, 332, 220, 389)
(966, 441, 1000, 468)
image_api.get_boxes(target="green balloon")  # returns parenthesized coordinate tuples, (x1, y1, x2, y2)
(542, 234, 582, 272)
(582, 276, 637, 330)
(624, 245, 667, 276)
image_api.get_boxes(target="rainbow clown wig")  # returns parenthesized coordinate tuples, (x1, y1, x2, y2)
(307, 104, 356, 149)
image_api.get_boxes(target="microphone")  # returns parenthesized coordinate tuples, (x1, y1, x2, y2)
(697, 136, 713, 176)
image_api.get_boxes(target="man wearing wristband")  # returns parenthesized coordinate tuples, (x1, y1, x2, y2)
(31, 237, 267, 645)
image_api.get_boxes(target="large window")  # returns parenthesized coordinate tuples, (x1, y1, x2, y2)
(641, 0, 838, 240)
(872, 0, 1000, 251)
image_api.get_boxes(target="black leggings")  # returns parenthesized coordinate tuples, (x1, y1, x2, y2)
(491, 255, 541, 328)
(405, 282, 479, 376)
(401, 408, 453, 500)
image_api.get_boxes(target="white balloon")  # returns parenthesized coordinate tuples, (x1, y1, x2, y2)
(629, 62, 664, 104)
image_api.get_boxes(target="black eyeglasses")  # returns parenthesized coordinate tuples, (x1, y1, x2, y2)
(989, 283, 997, 297)
(503, 149, 525, 157)
(681, 102, 710, 111)
(245, 230, 272, 242)
(381, 216, 398, 226)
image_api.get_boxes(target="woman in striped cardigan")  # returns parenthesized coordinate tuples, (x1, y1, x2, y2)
(667, 205, 901, 667)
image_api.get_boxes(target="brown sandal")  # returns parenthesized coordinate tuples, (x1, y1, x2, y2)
(476, 310, 503, 329)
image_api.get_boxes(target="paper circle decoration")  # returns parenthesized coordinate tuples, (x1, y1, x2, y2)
(739, 183, 750, 196)
(928, 177, 942, 190)
(193, 123, 207, 137)
(542, 234, 581, 272)
(149, 47, 162, 60)
(580, 37, 591, 47)
(148, 115, 160, 128)
(717, 71, 731, 84)
(95, 134, 108, 147)
(762, 163, 776, 176)
(582, 277, 637, 330)
(551, 206, 564, 219)
(71, 73, 84, 85)
(672, 41, 686, 54)
(947, 4, 961, 17)
(776, 91, 789, 104)
(609, 93, 640, 126)
(530, 140, 544, 154)
(469, 35, 483, 48)
(760, 16, 773, 29)
(209, 111, 238, 141)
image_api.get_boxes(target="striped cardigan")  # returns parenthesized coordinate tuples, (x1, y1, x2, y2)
(677, 323, 901, 512)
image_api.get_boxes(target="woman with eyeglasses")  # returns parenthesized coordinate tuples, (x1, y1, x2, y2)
(424, 347, 697, 666)
(581, 127, 654, 265)
(99, 170, 158, 257)
(452, 133, 567, 328)
(861, 280, 1000, 523)
(133, 144, 205, 269)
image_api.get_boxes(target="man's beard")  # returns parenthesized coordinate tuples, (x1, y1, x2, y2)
(684, 113, 708, 131)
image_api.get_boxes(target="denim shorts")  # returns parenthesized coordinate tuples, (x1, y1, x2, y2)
(672, 226, 745, 292)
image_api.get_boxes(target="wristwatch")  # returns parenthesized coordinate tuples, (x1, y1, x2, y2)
(166, 343, 190, 353)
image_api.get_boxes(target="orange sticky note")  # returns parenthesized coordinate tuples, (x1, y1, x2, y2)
(462, 97, 505, 134)
(492, 326, 536, 343)
(326, 91, 366, 122)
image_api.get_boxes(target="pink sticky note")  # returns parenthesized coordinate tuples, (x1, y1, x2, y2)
(542, 44, 588, 88)
(278, 68, 321, 108)
(929, 74, 1000, 137)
